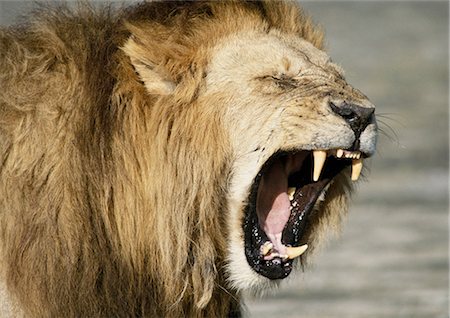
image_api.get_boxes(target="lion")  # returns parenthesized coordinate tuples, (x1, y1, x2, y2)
(0, 1, 377, 317)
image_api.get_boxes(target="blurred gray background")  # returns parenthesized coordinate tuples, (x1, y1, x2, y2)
(1, 1, 448, 317)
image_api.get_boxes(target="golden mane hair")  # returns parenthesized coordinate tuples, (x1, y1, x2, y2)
(0, 1, 325, 316)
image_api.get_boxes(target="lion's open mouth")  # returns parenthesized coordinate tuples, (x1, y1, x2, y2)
(243, 149, 363, 280)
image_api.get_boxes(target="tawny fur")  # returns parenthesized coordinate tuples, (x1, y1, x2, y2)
(0, 1, 363, 317)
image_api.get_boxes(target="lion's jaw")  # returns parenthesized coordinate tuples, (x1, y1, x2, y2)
(204, 31, 377, 291)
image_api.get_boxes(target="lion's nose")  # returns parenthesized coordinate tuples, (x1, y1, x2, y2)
(329, 101, 375, 135)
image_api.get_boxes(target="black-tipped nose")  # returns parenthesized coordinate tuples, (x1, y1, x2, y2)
(329, 101, 375, 134)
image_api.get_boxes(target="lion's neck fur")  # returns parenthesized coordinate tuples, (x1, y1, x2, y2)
(106, 71, 235, 315)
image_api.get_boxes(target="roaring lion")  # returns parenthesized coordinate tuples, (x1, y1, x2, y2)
(0, 1, 377, 317)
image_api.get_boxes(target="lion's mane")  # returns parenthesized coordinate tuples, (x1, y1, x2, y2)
(0, 2, 325, 316)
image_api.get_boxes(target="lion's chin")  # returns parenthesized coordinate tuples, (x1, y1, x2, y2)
(242, 149, 362, 280)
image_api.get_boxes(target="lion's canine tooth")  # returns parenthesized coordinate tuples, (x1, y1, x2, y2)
(287, 187, 296, 201)
(286, 244, 308, 259)
(260, 242, 273, 256)
(336, 149, 344, 158)
(351, 158, 363, 181)
(313, 150, 327, 182)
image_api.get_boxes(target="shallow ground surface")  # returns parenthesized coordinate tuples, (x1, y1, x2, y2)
(1, 1, 448, 318)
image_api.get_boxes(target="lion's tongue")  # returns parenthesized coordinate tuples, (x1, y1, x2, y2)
(256, 159, 290, 255)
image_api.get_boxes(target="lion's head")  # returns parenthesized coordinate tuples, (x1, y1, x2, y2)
(213, 31, 377, 290)
(122, 1, 377, 292)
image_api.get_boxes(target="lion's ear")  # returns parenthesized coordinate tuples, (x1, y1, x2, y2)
(122, 38, 176, 95)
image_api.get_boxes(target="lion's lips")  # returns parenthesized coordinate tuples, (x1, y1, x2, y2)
(244, 148, 365, 279)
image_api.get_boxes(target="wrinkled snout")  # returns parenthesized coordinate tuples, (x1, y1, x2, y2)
(329, 101, 374, 135)
(329, 101, 376, 151)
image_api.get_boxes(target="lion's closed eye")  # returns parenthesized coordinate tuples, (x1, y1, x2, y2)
(272, 75, 298, 90)
(256, 74, 299, 93)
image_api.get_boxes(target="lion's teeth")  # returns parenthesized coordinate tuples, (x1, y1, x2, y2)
(337, 150, 361, 160)
(311, 149, 362, 180)
(287, 187, 296, 201)
(286, 244, 308, 259)
(313, 150, 327, 182)
(260, 242, 273, 256)
(351, 158, 363, 181)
